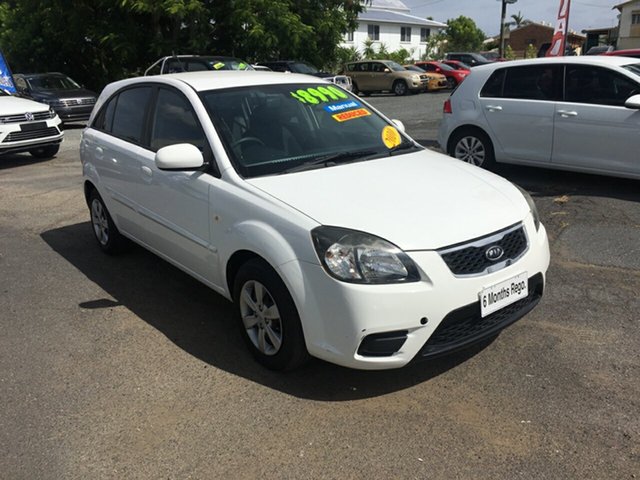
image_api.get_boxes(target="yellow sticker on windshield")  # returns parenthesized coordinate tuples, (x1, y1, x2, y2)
(382, 126, 401, 149)
(213, 62, 225, 70)
(238, 62, 247, 70)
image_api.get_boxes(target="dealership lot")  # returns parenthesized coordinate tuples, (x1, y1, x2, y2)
(1, 92, 639, 478)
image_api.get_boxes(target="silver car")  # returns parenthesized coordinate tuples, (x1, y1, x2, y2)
(438, 56, 640, 179)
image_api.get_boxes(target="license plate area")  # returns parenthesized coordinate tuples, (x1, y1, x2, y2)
(20, 121, 47, 131)
(480, 272, 528, 317)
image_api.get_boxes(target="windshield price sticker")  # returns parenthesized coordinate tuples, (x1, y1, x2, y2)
(213, 62, 225, 70)
(381, 126, 402, 148)
(332, 108, 371, 122)
(323, 100, 361, 113)
(290, 85, 349, 105)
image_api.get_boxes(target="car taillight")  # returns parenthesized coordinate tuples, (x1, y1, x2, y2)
(443, 99, 452, 114)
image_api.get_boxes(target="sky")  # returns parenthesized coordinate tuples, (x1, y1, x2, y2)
(403, 0, 620, 36)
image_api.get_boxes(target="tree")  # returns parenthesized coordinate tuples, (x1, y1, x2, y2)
(525, 43, 537, 59)
(504, 45, 516, 60)
(510, 11, 524, 28)
(443, 16, 485, 52)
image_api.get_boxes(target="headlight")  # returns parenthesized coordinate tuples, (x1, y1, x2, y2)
(311, 226, 420, 284)
(411, 74, 421, 81)
(516, 186, 541, 231)
(48, 107, 56, 118)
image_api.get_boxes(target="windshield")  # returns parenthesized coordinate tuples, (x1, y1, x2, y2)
(622, 63, 640, 78)
(405, 65, 424, 72)
(435, 62, 455, 71)
(27, 74, 81, 90)
(291, 62, 319, 74)
(385, 61, 406, 72)
(201, 83, 419, 178)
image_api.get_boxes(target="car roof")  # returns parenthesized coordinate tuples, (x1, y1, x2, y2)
(104, 71, 329, 93)
(471, 55, 639, 72)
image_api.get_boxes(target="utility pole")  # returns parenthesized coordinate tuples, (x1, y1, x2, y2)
(498, 0, 517, 58)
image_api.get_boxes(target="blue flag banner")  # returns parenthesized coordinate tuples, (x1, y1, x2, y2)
(0, 51, 17, 94)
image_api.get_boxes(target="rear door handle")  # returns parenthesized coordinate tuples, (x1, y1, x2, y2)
(95, 146, 104, 160)
(558, 110, 578, 117)
(486, 105, 502, 112)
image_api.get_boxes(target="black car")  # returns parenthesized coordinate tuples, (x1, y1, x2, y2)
(144, 55, 254, 75)
(444, 53, 492, 67)
(13, 73, 97, 123)
(256, 60, 352, 90)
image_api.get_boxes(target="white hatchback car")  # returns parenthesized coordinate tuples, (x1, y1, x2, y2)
(439, 56, 640, 179)
(81, 72, 550, 370)
(0, 88, 63, 158)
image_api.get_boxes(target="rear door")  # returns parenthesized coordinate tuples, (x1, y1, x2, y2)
(552, 64, 640, 174)
(478, 64, 561, 164)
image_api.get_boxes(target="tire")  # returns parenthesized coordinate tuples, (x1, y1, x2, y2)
(446, 77, 457, 89)
(233, 258, 309, 371)
(448, 128, 496, 170)
(88, 189, 129, 254)
(351, 81, 360, 95)
(393, 80, 408, 96)
(29, 144, 59, 159)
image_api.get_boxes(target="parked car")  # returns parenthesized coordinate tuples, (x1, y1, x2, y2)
(81, 71, 549, 370)
(586, 45, 615, 55)
(13, 72, 97, 123)
(536, 43, 577, 57)
(603, 49, 640, 59)
(444, 52, 492, 67)
(442, 59, 472, 71)
(251, 65, 273, 71)
(404, 65, 447, 91)
(480, 51, 507, 62)
(343, 60, 428, 95)
(256, 60, 352, 91)
(144, 55, 254, 75)
(0, 87, 63, 158)
(415, 61, 470, 89)
(438, 56, 640, 180)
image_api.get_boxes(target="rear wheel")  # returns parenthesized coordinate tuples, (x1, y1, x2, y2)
(393, 80, 408, 96)
(88, 189, 129, 254)
(448, 128, 496, 170)
(29, 144, 59, 159)
(446, 77, 457, 89)
(233, 259, 309, 371)
(351, 81, 360, 95)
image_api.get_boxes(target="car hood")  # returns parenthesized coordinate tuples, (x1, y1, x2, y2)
(31, 88, 97, 100)
(246, 150, 530, 251)
(0, 95, 49, 115)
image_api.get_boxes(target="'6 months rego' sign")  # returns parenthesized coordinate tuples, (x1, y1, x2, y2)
(480, 272, 528, 317)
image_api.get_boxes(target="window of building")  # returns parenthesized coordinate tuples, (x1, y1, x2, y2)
(420, 28, 431, 43)
(631, 12, 640, 24)
(345, 31, 354, 42)
(367, 24, 380, 41)
(401, 27, 412, 42)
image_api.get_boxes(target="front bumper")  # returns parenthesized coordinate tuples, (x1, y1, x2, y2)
(53, 105, 94, 123)
(0, 117, 64, 155)
(281, 215, 550, 370)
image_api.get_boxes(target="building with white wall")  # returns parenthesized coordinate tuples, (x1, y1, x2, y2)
(340, 0, 446, 60)
(614, 0, 640, 49)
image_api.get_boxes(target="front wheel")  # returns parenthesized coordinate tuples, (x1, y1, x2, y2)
(233, 259, 309, 371)
(29, 144, 59, 159)
(88, 189, 129, 254)
(446, 77, 457, 89)
(448, 129, 496, 170)
(393, 80, 408, 96)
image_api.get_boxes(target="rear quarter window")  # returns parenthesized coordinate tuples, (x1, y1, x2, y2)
(480, 69, 506, 97)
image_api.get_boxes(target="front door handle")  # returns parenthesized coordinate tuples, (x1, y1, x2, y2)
(486, 105, 503, 112)
(95, 146, 104, 160)
(558, 110, 578, 117)
(141, 166, 152, 177)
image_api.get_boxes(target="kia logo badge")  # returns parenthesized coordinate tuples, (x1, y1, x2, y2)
(485, 245, 504, 261)
(25, 112, 34, 122)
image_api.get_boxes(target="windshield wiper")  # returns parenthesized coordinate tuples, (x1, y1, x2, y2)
(279, 149, 378, 174)
(388, 142, 422, 156)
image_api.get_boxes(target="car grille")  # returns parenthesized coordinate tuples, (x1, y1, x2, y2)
(3, 127, 60, 143)
(59, 98, 96, 106)
(439, 224, 528, 276)
(415, 273, 543, 360)
(0, 111, 51, 124)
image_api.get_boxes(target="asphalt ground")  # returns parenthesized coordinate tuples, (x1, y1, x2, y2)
(1, 93, 639, 479)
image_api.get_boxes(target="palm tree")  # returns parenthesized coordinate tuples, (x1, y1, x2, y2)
(511, 11, 524, 28)
(362, 38, 376, 59)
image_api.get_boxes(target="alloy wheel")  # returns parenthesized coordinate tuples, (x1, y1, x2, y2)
(239, 280, 283, 356)
(91, 199, 109, 246)
(454, 136, 486, 166)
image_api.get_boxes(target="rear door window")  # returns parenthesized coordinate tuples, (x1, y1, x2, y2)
(565, 65, 640, 106)
(502, 65, 562, 101)
(111, 87, 152, 145)
(480, 69, 506, 97)
(93, 95, 117, 132)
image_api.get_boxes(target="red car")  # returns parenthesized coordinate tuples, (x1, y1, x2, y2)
(603, 49, 640, 59)
(442, 60, 471, 71)
(414, 61, 469, 89)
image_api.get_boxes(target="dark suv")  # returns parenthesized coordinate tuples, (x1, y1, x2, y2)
(13, 73, 97, 123)
(444, 53, 492, 68)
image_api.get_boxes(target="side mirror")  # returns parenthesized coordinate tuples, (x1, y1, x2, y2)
(155, 143, 204, 170)
(384, 68, 391, 73)
(391, 119, 405, 133)
(624, 94, 640, 109)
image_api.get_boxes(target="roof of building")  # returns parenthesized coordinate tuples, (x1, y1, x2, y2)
(368, 0, 410, 12)
(613, 0, 639, 11)
(510, 21, 585, 39)
(359, 9, 446, 28)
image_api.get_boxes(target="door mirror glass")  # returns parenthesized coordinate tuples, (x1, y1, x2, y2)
(391, 119, 405, 133)
(624, 93, 640, 109)
(155, 143, 204, 170)
(384, 68, 390, 73)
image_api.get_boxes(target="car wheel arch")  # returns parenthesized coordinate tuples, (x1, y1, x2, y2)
(447, 124, 494, 156)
